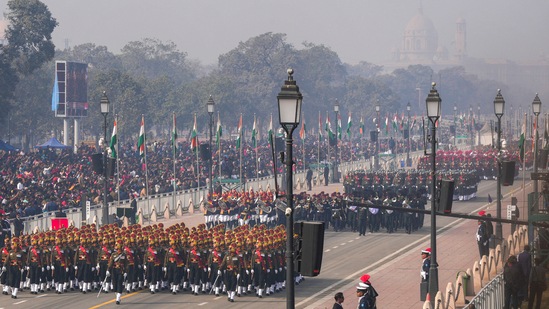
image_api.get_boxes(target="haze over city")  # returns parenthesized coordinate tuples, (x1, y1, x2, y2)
(2, 0, 548, 66)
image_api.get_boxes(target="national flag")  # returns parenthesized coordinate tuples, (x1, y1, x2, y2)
(325, 115, 334, 140)
(359, 115, 364, 136)
(216, 112, 222, 147)
(384, 116, 389, 134)
(172, 113, 178, 153)
(337, 113, 342, 139)
(318, 112, 323, 142)
(392, 114, 398, 132)
(346, 113, 352, 138)
(299, 118, 306, 140)
(190, 113, 198, 152)
(251, 115, 258, 148)
(268, 114, 273, 144)
(519, 113, 526, 162)
(137, 116, 145, 157)
(411, 117, 417, 133)
(236, 114, 243, 149)
(110, 119, 117, 158)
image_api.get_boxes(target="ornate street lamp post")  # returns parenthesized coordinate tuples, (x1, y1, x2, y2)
(277, 69, 303, 309)
(375, 102, 380, 170)
(100, 92, 110, 226)
(493, 90, 505, 241)
(207, 95, 215, 198)
(426, 82, 441, 303)
(334, 101, 340, 182)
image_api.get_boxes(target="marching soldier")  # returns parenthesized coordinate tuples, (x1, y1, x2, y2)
(27, 235, 43, 294)
(107, 239, 128, 305)
(51, 233, 69, 294)
(220, 243, 241, 302)
(74, 234, 95, 293)
(144, 235, 162, 294)
(5, 237, 25, 299)
(207, 237, 224, 296)
(97, 236, 112, 293)
(124, 233, 138, 293)
(164, 235, 185, 294)
(1, 237, 10, 295)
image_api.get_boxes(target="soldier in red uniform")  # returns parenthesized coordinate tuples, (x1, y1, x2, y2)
(207, 237, 224, 296)
(27, 235, 43, 294)
(1, 236, 10, 295)
(107, 239, 128, 305)
(164, 234, 185, 294)
(51, 232, 69, 294)
(220, 243, 241, 302)
(144, 235, 162, 294)
(96, 236, 112, 293)
(5, 237, 26, 298)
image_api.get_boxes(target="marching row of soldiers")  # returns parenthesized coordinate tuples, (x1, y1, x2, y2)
(1, 222, 302, 304)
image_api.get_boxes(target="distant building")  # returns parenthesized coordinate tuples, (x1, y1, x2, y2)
(383, 6, 549, 102)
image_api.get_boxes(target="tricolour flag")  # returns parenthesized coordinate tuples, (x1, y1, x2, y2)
(359, 115, 364, 136)
(519, 113, 526, 162)
(384, 116, 389, 134)
(251, 114, 257, 148)
(137, 116, 145, 157)
(318, 112, 323, 142)
(216, 112, 222, 147)
(392, 114, 398, 132)
(190, 113, 198, 152)
(337, 113, 342, 139)
(236, 114, 243, 149)
(268, 114, 273, 144)
(172, 113, 177, 153)
(110, 119, 117, 158)
(326, 115, 334, 140)
(299, 118, 306, 140)
(346, 113, 352, 138)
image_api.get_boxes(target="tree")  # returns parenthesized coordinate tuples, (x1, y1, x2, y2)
(4, 0, 57, 76)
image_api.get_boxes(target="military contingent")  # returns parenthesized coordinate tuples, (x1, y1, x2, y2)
(0, 212, 302, 305)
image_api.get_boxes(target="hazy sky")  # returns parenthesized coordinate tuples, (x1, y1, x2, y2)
(1, 0, 549, 66)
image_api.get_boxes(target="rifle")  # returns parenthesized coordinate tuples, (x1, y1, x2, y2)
(209, 274, 220, 294)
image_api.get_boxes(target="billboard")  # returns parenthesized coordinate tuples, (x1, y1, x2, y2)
(53, 61, 89, 118)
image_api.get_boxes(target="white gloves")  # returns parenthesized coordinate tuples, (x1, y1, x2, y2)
(208, 267, 211, 272)
(217, 270, 221, 275)
(96, 264, 100, 270)
(143, 265, 147, 270)
(51, 265, 55, 271)
(476, 234, 481, 241)
(251, 269, 254, 274)
(124, 273, 127, 279)
(420, 271, 427, 280)
(47, 265, 51, 271)
(106, 270, 111, 277)
(92, 267, 95, 272)
(163, 267, 167, 272)
(267, 269, 270, 273)
(74, 266, 78, 271)
(246, 270, 249, 275)
(65, 267, 69, 272)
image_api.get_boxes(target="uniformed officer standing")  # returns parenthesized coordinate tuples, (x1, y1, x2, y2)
(27, 235, 43, 294)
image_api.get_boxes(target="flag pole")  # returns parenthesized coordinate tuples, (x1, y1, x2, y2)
(115, 115, 120, 209)
(142, 115, 150, 224)
(217, 111, 222, 180)
(239, 113, 243, 191)
(172, 112, 177, 213)
(317, 111, 321, 172)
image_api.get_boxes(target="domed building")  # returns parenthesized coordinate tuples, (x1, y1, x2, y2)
(399, 7, 438, 63)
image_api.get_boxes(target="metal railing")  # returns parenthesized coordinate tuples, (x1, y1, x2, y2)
(462, 274, 504, 309)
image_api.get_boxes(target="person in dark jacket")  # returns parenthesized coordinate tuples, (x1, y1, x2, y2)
(324, 164, 330, 186)
(528, 257, 547, 309)
(504, 255, 524, 309)
(332, 291, 344, 309)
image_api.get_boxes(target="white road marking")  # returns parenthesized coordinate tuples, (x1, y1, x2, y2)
(340, 243, 346, 246)
(333, 246, 338, 249)
(348, 239, 354, 243)
(325, 249, 331, 252)
(198, 302, 208, 306)
(14, 300, 27, 305)
(36, 294, 47, 298)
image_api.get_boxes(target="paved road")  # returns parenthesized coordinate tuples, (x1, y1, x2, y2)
(0, 177, 523, 309)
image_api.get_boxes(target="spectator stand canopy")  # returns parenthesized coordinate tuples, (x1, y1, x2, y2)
(0, 140, 17, 151)
(34, 137, 72, 150)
